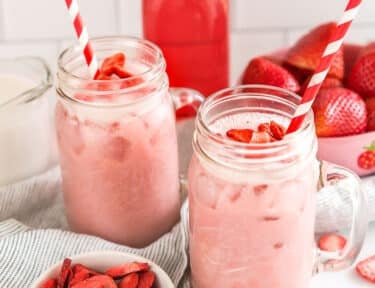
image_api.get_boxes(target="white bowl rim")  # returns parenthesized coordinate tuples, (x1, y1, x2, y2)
(31, 250, 175, 288)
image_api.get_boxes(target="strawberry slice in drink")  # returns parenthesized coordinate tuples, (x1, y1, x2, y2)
(318, 233, 347, 251)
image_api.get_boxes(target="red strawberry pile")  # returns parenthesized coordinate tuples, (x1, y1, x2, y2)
(241, 22, 375, 138)
(39, 258, 155, 288)
(226, 120, 285, 144)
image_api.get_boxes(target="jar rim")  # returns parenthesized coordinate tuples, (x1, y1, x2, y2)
(193, 85, 316, 170)
(56, 36, 167, 109)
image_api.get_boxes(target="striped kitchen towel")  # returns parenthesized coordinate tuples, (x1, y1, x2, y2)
(0, 167, 190, 287)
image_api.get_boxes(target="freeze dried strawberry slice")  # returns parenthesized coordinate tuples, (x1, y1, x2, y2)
(257, 123, 271, 133)
(40, 278, 57, 288)
(137, 271, 155, 288)
(226, 129, 253, 143)
(118, 273, 139, 288)
(318, 234, 347, 251)
(105, 262, 149, 279)
(270, 120, 286, 140)
(113, 66, 133, 79)
(70, 275, 117, 288)
(251, 131, 272, 143)
(356, 255, 375, 283)
(101, 52, 126, 75)
(70, 264, 99, 286)
(57, 258, 72, 288)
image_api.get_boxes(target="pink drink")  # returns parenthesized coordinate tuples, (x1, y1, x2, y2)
(56, 37, 180, 247)
(188, 85, 367, 287)
(189, 112, 318, 288)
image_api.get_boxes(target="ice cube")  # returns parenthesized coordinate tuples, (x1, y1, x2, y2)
(194, 173, 220, 209)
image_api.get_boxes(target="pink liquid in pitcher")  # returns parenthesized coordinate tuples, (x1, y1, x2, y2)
(56, 77, 180, 247)
(143, 0, 229, 96)
(188, 112, 319, 288)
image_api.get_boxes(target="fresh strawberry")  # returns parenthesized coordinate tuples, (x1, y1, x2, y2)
(286, 22, 344, 80)
(241, 57, 300, 93)
(356, 255, 375, 284)
(282, 63, 311, 85)
(348, 52, 375, 98)
(358, 42, 375, 58)
(318, 234, 346, 252)
(299, 76, 342, 95)
(366, 97, 375, 131)
(357, 142, 375, 170)
(312, 87, 367, 137)
(226, 129, 254, 143)
(344, 44, 362, 81)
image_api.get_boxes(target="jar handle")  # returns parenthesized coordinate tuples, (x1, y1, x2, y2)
(169, 87, 204, 119)
(314, 160, 368, 273)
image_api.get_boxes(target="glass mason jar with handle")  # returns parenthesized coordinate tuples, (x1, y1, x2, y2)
(188, 85, 368, 288)
(56, 36, 202, 248)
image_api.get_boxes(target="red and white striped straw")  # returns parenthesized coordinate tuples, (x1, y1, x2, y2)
(286, 0, 362, 134)
(64, 0, 99, 79)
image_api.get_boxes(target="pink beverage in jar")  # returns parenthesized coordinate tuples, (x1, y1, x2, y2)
(56, 37, 180, 247)
(188, 86, 367, 288)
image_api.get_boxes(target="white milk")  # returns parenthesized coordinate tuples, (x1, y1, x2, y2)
(0, 74, 36, 105)
(0, 74, 54, 185)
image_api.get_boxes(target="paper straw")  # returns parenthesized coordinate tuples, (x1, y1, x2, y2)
(64, 0, 99, 78)
(286, 0, 362, 134)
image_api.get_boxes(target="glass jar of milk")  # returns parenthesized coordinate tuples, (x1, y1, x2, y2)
(0, 57, 54, 186)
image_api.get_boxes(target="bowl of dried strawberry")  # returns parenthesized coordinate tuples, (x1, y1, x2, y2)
(31, 251, 175, 288)
(239, 21, 375, 176)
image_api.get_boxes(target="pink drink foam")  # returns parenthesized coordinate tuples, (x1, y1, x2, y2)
(189, 112, 318, 288)
(56, 84, 180, 247)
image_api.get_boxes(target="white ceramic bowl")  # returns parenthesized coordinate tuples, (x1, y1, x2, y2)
(31, 251, 175, 288)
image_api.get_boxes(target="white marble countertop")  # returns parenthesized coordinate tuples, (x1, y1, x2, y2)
(312, 222, 375, 287)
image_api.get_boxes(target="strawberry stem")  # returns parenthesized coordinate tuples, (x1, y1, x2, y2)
(364, 141, 375, 151)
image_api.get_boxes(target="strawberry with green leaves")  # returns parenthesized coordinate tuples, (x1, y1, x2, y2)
(357, 142, 375, 170)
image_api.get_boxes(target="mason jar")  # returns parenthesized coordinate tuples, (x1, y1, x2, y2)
(188, 85, 367, 288)
(56, 36, 181, 247)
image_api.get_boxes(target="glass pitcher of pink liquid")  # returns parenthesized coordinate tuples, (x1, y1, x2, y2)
(188, 85, 368, 288)
(56, 36, 202, 248)
(143, 0, 229, 96)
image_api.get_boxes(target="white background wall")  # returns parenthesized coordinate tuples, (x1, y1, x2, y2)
(0, 0, 374, 83)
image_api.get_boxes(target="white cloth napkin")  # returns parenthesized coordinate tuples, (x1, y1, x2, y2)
(0, 164, 375, 287)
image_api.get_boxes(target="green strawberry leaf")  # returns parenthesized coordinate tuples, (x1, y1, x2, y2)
(364, 141, 375, 151)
